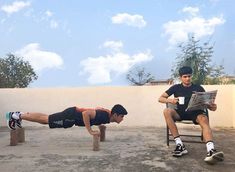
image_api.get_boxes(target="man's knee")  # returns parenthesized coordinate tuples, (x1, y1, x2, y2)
(197, 115, 209, 125)
(163, 108, 176, 119)
(163, 108, 171, 115)
(63, 119, 76, 128)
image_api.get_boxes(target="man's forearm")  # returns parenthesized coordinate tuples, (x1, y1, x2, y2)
(159, 97, 177, 105)
(159, 97, 170, 103)
(82, 113, 92, 134)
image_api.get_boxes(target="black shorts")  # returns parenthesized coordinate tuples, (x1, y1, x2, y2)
(175, 109, 208, 124)
(48, 107, 80, 128)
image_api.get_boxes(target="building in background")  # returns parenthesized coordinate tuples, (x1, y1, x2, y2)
(145, 79, 174, 85)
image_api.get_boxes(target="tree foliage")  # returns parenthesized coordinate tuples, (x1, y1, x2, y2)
(204, 64, 225, 84)
(172, 36, 225, 85)
(126, 67, 155, 86)
(0, 54, 38, 88)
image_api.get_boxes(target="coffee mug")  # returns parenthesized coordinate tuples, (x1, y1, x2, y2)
(178, 97, 185, 105)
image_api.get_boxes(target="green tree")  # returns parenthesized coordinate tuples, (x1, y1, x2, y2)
(172, 35, 224, 85)
(205, 64, 225, 84)
(126, 67, 155, 86)
(0, 54, 38, 88)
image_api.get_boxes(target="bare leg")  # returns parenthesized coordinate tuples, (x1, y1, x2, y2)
(21, 112, 49, 125)
(163, 108, 181, 137)
(196, 115, 213, 142)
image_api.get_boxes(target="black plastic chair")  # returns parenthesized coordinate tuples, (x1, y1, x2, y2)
(166, 103, 205, 146)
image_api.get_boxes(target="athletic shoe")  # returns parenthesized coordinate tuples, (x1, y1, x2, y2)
(172, 144, 188, 157)
(16, 119, 22, 128)
(204, 149, 224, 164)
(6, 112, 16, 130)
(13, 112, 22, 128)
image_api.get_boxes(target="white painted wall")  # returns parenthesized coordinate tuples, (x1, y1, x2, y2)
(0, 85, 234, 127)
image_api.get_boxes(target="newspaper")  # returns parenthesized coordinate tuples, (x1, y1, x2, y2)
(186, 90, 217, 111)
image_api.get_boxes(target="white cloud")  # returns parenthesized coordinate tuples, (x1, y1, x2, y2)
(40, 10, 59, 29)
(103, 41, 123, 51)
(181, 6, 199, 16)
(112, 13, 147, 28)
(163, 7, 225, 46)
(80, 42, 153, 84)
(50, 20, 58, 29)
(45, 10, 53, 17)
(1, 1, 31, 15)
(15, 43, 63, 72)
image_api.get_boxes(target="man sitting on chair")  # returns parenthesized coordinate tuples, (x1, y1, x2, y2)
(158, 66, 224, 164)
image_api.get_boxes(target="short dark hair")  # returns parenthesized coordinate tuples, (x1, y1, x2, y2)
(179, 66, 193, 76)
(111, 104, 128, 115)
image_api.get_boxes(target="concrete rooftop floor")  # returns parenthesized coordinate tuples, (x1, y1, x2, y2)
(0, 126, 235, 172)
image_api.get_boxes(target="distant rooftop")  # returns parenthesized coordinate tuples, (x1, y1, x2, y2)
(145, 79, 174, 85)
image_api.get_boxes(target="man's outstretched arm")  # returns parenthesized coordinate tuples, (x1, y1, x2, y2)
(82, 110, 100, 136)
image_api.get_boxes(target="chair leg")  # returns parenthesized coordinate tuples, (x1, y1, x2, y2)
(201, 132, 204, 142)
(167, 125, 170, 146)
(166, 122, 203, 145)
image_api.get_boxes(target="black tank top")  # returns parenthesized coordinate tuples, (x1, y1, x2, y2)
(75, 109, 110, 126)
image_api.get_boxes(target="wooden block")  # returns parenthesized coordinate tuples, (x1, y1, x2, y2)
(17, 128, 25, 143)
(93, 134, 100, 151)
(10, 130, 18, 146)
(99, 125, 106, 142)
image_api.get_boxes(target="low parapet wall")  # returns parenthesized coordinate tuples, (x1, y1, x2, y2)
(0, 85, 234, 128)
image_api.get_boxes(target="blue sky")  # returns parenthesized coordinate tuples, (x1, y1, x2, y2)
(0, 0, 234, 87)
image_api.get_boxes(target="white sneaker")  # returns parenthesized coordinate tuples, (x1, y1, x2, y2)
(204, 149, 224, 164)
(13, 112, 22, 128)
(172, 144, 188, 157)
(6, 111, 22, 129)
(6, 112, 16, 130)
